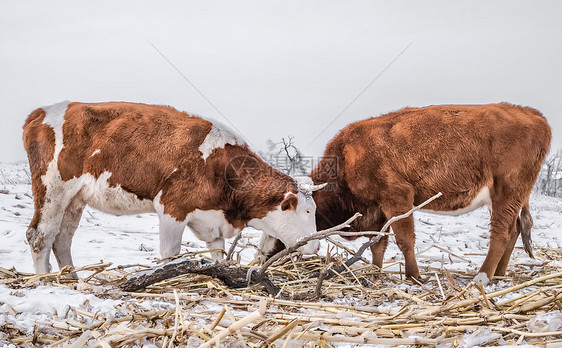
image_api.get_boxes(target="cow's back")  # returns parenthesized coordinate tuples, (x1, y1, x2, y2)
(23, 102, 218, 206)
(322, 103, 551, 211)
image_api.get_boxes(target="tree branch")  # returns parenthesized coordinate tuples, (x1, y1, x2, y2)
(120, 193, 442, 297)
(256, 212, 363, 279)
(226, 233, 242, 261)
(322, 192, 443, 280)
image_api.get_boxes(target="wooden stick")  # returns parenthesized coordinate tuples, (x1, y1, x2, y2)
(475, 283, 491, 309)
(69, 330, 92, 348)
(290, 332, 440, 345)
(435, 272, 446, 300)
(431, 245, 471, 262)
(380, 192, 443, 234)
(258, 213, 363, 278)
(265, 318, 299, 344)
(209, 306, 227, 331)
(167, 290, 180, 348)
(199, 300, 267, 348)
(418, 271, 562, 317)
(227, 233, 243, 261)
(492, 327, 562, 338)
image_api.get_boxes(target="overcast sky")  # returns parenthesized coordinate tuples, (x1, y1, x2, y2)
(1, 1, 560, 164)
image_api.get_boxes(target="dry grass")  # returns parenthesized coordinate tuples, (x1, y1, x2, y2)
(2, 244, 562, 347)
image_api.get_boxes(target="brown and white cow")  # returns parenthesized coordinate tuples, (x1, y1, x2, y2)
(23, 101, 321, 276)
(310, 103, 551, 286)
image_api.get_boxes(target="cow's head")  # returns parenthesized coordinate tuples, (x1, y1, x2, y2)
(249, 177, 326, 255)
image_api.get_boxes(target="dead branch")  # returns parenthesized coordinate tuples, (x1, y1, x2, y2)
(257, 212, 363, 279)
(226, 233, 242, 261)
(120, 193, 442, 296)
(120, 258, 279, 294)
(199, 300, 267, 348)
(321, 192, 443, 280)
(119, 211, 364, 295)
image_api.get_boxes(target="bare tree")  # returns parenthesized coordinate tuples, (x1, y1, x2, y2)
(536, 149, 562, 198)
(259, 137, 311, 176)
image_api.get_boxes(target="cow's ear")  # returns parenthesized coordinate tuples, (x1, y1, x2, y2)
(281, 193, 298, 211)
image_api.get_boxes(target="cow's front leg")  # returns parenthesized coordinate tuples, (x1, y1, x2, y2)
(52, 201, 84, 279)
(379, 185, 418, 280)
(253, 234, 284, 264)
(158, 214, 187, 259)
(206, 238, 225, 259)
(28, 211, 65, 275)
(188, 222, 226, 260)
(369, 235, 389, 269)
(386, 214, 419, 280)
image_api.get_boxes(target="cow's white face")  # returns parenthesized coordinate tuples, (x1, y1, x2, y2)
(249, 191, 320, 255)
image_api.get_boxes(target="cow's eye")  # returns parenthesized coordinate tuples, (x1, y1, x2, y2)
(306, 210, 312, 214)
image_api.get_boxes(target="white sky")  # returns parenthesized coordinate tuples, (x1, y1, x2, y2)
(1, 1, 561, 163)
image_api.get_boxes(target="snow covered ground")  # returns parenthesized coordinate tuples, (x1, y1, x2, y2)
(2, 161, 561, 277)
(1, 161, 562, 346)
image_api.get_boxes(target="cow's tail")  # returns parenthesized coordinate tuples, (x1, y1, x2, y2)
(518, 200, 534, 258)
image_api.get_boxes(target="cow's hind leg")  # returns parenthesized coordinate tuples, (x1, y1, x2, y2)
(476, 184, 523, 286)
(495, 200, 533, 276)
(52, 198, 84, 278)
(27, 209, 64, 275)
(494, 218, 518, 276)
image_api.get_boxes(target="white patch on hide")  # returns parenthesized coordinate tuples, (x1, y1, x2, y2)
(90, 149, 101, 157)
(78, 172, 154, 215)
(198, 119, 244, 160)
(42, 100, 71, 159)
(422, 187, 492, 216)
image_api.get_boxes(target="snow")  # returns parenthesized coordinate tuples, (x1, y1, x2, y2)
(1, 161, 562, 346)
(2, 161, 561, 278)
(459, 328, 502, 347)
(528, 310, 562, 333)
(0, 285, 122, 333)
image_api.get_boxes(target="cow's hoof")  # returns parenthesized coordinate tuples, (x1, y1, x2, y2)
(473, 272, 490, 287)
(66, 271, 79, 280)
(250, 254, 267, 266)
(404, 274, 425, 284)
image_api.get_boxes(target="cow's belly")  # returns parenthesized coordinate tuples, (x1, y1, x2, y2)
(421, 187, 492, 216)
(78, 172, 155, 216)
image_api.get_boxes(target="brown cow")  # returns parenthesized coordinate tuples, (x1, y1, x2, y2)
(311, 103, 551, 286)
(23, 101, 322, 276)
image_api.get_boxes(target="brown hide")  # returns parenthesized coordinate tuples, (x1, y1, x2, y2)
(311, 103, 551, 283)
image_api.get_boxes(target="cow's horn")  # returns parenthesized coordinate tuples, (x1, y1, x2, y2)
(299, 183, 327, 192)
